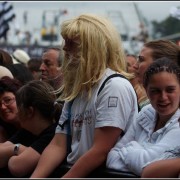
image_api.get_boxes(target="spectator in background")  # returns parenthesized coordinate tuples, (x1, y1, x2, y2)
(31, 13, 138, 178)
(0, 80, 59, 178)
(11, 49, 30, 66)
(126, 54, 149, 110)
(106, 57, 180, 176)
(6, 64, 34, 85)
(0, 66, 15, 143)
(39, 46, 64, 117)
(0, 66, 14, 79)
(27, 58, 42, 80)
(0, 76, 22, 142)
(133, 39, 180, 84)
(0, 49, 13, 67)
(39, 46, 64, 96)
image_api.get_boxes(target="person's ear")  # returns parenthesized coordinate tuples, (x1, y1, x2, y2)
(27, 106, 34, 119)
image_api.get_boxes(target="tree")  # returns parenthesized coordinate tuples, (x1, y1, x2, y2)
(151, 16, 180, 39)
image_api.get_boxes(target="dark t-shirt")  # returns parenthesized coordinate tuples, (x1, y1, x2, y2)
(0, 118, 18, 138)
(9, 123, 56, 154)
(0, 124, 56, 178)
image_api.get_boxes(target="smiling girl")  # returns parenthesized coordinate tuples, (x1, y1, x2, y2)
(106, 57, 180, 176)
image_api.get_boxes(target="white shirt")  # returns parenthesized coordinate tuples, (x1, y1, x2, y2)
(106, 104, 180, 176)
(56, 68, 138, 164)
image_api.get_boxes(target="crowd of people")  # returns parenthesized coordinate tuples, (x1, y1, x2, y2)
(0, 13, 179, 178)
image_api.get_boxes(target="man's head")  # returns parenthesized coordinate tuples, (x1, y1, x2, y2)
(27, 58, 42, 80)
(0, 49, 13, 66)
(40, 46, 64, 90)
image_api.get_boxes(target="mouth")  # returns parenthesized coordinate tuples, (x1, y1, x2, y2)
(41, 74, 48, 80)
(157, 103, 170, 109)
(2, 111, 11, 118)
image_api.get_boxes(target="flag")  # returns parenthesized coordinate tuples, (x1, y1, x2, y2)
(0, 1, 15, 40)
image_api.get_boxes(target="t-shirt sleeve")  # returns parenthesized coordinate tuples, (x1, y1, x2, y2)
(96, 77, 138, 131)
(55, 101, 70, 135)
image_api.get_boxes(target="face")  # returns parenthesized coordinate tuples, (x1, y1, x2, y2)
(0, 92, 18, 124)
(31, 70, 41, 80)
(146, 72, 180, 121)
(63, 38, 81, 68)
(40, 49, 60, 81)
(133, 46, 154, 84)
(126, 56, 137, 74)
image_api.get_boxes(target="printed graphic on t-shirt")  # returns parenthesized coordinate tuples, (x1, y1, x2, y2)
(108, 96, 118, 107)
(72, 109, 93, 141)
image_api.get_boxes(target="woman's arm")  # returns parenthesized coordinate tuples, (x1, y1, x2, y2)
(8, 146, 40, 177)
(0, 141, 24, 168)
(122, 129, 180, 175)
(142, 158, 180, 178)
(30, 133, 67, 178)
(62, 126, 122, 178)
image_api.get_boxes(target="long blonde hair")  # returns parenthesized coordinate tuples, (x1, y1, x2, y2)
(59, 14, 132, 101)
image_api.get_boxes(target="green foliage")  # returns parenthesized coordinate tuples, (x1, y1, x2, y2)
(151, 16, 180, 38)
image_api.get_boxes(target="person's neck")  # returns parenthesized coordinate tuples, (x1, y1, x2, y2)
(48, 72, 63, 91)
(11, 117, 21, 129)
(21, 117, 53, 136)
(154, 113, 173, 132)
(130, 77, 139, 87)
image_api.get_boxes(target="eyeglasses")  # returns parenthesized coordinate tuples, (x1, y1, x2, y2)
(0, 97, 16, 106)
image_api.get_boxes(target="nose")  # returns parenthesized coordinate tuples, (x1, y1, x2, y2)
(39, 63, 46, 71)
(133, 61, 139, 70)
(0, 103, 7, 109)
(160, 91, 168, 100)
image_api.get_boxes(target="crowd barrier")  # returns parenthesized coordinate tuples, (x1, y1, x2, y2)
(49, 163, 140, 178)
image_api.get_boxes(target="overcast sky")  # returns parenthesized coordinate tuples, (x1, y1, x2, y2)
(12, 1, 180, 27)
(8, 1, 180, 45)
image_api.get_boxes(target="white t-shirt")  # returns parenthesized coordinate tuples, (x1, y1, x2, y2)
(56, 68, 138, 164)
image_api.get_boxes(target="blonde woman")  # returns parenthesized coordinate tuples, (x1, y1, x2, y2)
(31, 14, 138, 178)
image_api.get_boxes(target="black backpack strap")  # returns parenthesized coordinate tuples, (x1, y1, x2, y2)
(97, 73, 140, 112)
(97, 74, 127, 96)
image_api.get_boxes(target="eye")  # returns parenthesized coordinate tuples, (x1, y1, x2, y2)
(4, 98, 13, 104)
(44, 60, 52, 67)
(149, 89, 159, 94)
(127, 62, 131, 67)
(166, 87, 176, 93)
(137, 56, 145, 63)
(2, 97, 15, 106)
